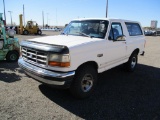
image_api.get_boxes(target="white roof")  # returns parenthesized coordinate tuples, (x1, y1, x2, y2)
(72, 18, 139, 23)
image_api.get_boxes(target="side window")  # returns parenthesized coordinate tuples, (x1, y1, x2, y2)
(125, 22, 143, 36)
(108, 23, 123, 41)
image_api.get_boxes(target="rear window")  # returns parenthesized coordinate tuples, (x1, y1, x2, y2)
(125, 22, 143, 36)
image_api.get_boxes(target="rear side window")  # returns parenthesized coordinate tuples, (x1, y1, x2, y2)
(125, 22, 143, 36)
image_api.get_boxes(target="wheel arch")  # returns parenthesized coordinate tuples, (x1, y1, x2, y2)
(76, 61, 98, 72)
(132, 48, 139, 55)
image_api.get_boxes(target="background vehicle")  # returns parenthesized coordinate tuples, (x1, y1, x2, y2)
(53, 27, 62, 31)
(144, 30, 156, 36)
(0, 13, 20, 62)
(5, 26, 18, 34)
(19, 14, 42, 35)
(155, 30, 160, 36)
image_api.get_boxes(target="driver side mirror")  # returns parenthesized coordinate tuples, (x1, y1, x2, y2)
(116, 35, 126, 41)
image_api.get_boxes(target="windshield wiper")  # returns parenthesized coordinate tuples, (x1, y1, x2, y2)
(76, 32, 93, 38)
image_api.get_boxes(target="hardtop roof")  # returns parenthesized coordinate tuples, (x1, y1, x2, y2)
(72, 18, 139, 24)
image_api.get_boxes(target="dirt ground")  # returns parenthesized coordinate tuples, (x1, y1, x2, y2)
(0, 32, 160, 120)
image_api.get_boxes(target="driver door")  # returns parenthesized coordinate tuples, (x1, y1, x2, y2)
(106, 22, 127, 65)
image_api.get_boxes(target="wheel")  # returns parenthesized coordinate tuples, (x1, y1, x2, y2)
(6, 51, 19, 62)
(23, 30, 28, 35)
(70, 65, 97, 99)
(124, 52, 138, 72)
(37, 30, 42, 35)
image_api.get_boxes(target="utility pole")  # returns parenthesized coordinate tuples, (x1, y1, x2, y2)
(106, 0, 108, 18)
(8, 11, 13, 26)
(3, 0, 6, 22)
(48, 19, 50, 26)
(42, 11, 44, 28)
(47, 13, 49, 25)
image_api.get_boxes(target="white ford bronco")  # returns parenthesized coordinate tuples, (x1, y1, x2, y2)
(18, 18, 146, 98)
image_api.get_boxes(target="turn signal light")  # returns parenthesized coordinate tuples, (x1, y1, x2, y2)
(49, 61, 70, 67)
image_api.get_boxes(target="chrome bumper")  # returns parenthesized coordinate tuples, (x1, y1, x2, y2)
(18, 58, 75, 86)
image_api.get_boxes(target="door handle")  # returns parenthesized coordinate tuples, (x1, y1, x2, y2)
(97, 54, 103, 57)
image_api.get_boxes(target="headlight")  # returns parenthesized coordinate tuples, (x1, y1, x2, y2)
(48, 54, 70, 67)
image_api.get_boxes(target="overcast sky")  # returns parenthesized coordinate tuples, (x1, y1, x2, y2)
(0, 0, 160, 27)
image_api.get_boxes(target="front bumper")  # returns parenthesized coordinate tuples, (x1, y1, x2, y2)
(18, 58, 75, 87)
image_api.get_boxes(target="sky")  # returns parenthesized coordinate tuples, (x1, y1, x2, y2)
(0, 0, 160, 27)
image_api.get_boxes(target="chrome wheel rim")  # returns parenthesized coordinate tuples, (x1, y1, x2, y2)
(131, 57, 136, 69)
(81, 74, 93, 92)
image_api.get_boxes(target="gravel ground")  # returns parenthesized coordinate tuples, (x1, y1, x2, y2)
(0, 32, 160, 120)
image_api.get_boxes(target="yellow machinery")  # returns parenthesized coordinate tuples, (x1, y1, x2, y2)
(19, 14, 42, 35)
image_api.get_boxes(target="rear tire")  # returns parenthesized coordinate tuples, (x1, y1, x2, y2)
(70, 65, 97, 99)
(6, 51, 19, 62)
(124, 52, 138, 72)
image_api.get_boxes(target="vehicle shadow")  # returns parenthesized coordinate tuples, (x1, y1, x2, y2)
(39, 64, 160, 120)
(0, 60, 24, 83)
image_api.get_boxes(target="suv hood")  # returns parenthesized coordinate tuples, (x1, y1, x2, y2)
(28, 35, 101, 48)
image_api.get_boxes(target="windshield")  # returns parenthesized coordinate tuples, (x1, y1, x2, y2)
(62, 20, 109, 38)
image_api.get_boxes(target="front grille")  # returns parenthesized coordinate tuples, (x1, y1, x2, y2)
(22, 47, 47, 66)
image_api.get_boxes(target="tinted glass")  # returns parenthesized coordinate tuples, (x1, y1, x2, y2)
(125, 22, 143, 36)
(108, 23, 123, 40)
(62, 20, 109, 38)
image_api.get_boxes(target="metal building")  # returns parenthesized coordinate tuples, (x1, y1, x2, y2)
(151, 20, 158, 29)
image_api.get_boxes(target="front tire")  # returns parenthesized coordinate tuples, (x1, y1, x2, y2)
(124, 52, 138, 72)
(70, 65, 97, 99)
(23, 30, 28, 35)
(6, 51, 19, 62)
(37, 30, 42, 35)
